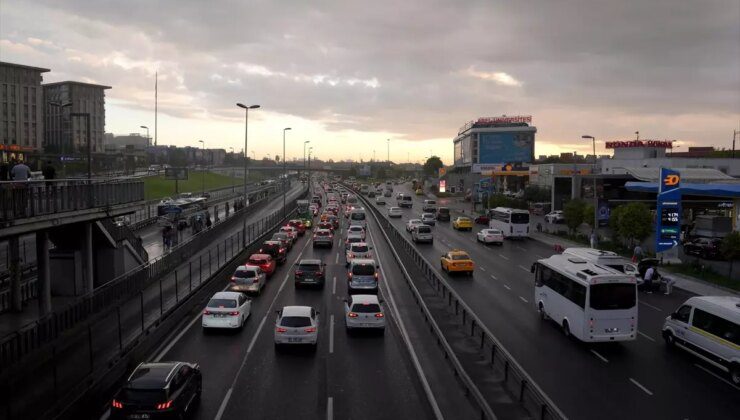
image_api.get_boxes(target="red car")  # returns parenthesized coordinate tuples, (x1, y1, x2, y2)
(474, 215, 490, 225)
(246, 253, 276, 277)
(317, 221, 334, 232)
(288, 219, 306, 235)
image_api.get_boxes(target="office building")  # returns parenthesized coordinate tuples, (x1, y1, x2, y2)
(44, 81, 111, 154)
(0, 62, 50, 162)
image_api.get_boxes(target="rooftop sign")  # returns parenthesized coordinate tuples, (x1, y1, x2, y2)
(458, 115, 533, 134)
(605, 140, 673, 149)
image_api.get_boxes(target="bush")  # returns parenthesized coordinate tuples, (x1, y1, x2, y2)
(487, 194, 528, 210)
(563, 199, 587, 234)
(523, 185, 551, 203)
(609, 203, 652, 246)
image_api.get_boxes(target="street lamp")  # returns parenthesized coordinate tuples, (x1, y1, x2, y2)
(581, 135, 598, 237)
(198, 140, 205, 195)
(140, 125, 150, 146)
(303, 140, 310, 180)
(237, 103, 260, 200)
(282, 128, 292, 216)
(387, 139, 390, 163)
(251, 150, 256, 160)
(308, 146, 314, 193)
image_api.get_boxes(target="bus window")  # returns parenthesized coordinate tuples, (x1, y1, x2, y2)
(589, 283, 636, 310)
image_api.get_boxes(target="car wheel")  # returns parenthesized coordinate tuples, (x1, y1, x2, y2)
(538, 303, 547, 320)
(730, 364, 740, 386)
(562, 320, 571, 338)
(662, 330, 675, 348)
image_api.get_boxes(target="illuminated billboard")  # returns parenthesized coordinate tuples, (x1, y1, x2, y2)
(478, 132, 534, 164)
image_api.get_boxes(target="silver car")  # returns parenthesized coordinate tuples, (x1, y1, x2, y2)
(344, 294, 386, 332)
(228, 265, 266, 295)
(412, 224, 434, 244)
(421, 212, 436, 226)
(387, 207, 403, 218)
(348, 259, 379, 294)
(346, 242, 373, 266)
(274, 306, 319, 349)
(312, 228, 334, 248)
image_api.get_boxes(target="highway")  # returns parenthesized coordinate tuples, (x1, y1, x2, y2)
(118, 182, 479, 420)
(367, 183, 740, 420)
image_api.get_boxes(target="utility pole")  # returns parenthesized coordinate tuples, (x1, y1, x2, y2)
(733, 130, 738, 159)
(582, 135, 598, 236)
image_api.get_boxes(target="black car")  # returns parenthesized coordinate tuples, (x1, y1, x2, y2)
(260, 240, 287, 264)
(111, 362, 201, 419)
(437, 207, 451, 221)
(683, 237, 723, 259)
(294, 259, 327, 288)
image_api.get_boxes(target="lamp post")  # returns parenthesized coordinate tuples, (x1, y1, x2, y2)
(198, 140, 205, 195)
(282, 128, 292, 217)
(581, 135, 598, 236)
(251, 150, 256, 160)
(237, 103, 260, 200)
(140, 125, 150, 146)
(303, 140, 310, 180)
(387, 139, 390, 163)
(308, 146, 313, 193)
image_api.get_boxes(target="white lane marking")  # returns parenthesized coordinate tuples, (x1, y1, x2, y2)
(335, 252, 339, 264)
(498, 254, 509, 260)
(536, 255, 546, 259)
(694, 363, 740, 391)
(503, 284, 511, 290)
(490, 274, 498, 280)
(638, 331, 656, 342)
(479, 266, 486, 272)
(516, 246, 526, 251)
(519, 296, 528, 303)
(590, 349, 609, 363)
(629, 378, 654, 396)
(329, 315, 335, 354)
(639, 301, 663, 312)
(518, 265, 529, 272)
(332, 276, 337, 295)
(213, 240, 310, 420)
(153, 306, 204, 362)
(367, 224, 445, 420)
(327, 397, 334, 420)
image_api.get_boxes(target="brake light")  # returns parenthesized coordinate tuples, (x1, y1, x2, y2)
(305, 327, 317, 333)
(230, 277, 237, 282)
(111, 399, 123, 409)
(348, 272, 353, 278)
(348, 312, 358, 318)
(276, 327, 287, 333)
(296, 270, 303, 276)
(156, 400, 173, 410)
(375, 313, 384, 318)
(313, 235, 317, 239)
(374, 272, 379, 279)
(228, 311, 239, 316)
(203, 310, 212, 315)
(279, 249, 285, 253)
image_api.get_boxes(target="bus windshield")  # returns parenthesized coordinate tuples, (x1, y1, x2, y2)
(589, 283, 636, 310)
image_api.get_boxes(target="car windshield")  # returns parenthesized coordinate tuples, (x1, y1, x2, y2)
(352, 264, 376, 276)
(451, 254, 469, 260)
(280, 316, 312, 327)
(511, 213, 530, 224)
(207, 298, 237, 308)
(352, 303, 381, 313)
(234, 270, 256, 278)
(352, 245, 369, 252)
(417, 226, 431, 233)
(248, 258, 266, 265)
(122, 389, 166, 403)
(589, 284, 636, 310)
(439, 208, 449, 214)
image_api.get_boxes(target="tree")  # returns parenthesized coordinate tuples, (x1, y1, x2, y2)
(523, 185, 551, 203)
(423, 156, 444, 177)
(583, 203, 595, 229)
(563, 199, 586, 234)
(275, 155, 281, 163)
(610, 203, 652, 246)
(720, 231, 740, 280)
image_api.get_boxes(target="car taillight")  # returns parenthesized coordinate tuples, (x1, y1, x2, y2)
(230, 277, 237, 282)
(374, 272, 379, 279)
(348, 272, 353, 278)
(228, 311, 239, 316)
(305, 327, 317, 333)
(111, 399, 123, 409)
(313, 235, 317, 239)
(276, 327, 287, 333)
(348, 253, 354, 258)
(375, 313, 384, 318)
(348, 312, 358, 318)
(295, 270, 303, 276)
(279, 248, 285, 253)
(203, 310, 212, 315)
(156, 400, 173, 410)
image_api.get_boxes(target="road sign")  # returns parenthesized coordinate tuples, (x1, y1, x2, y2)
(655, 168, 681, 253)
(165, 167, 188, 180)
(438, 167, 446, 178)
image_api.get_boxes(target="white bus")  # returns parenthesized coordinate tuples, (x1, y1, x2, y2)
(532, 254, 638, 342)
(488, 207, 530, 238)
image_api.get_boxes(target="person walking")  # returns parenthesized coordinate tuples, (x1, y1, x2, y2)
(632, 244, 644, 263)
(589, 231, 597, 249)
(643, 265, 655, 294)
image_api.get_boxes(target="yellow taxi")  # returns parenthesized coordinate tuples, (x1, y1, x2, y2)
(440, 250, 474, 276)
(415, 188, 423, 195)
(452, 216, 473, 231)
(320, 213, 331, 222)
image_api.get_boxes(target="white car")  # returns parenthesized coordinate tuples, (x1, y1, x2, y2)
(387, 207, 403, 218)
(346, 225, 366, 240)
(229, 265, 266, 295)
(375, 196, 387, 205)
(344, 294, 386, 332)
(202, 291, 251, 330)
(406, 219, 423, 232)
(477, 228, 504, 245)
(545, 211, 565, 224)
(346, 242, 373, 266)
(421, 212, 436, 226)
(274, 306, 319, 349)
(279, 226, 298, 243)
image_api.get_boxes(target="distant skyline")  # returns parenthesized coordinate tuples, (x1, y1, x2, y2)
(1, 0, 738, 165)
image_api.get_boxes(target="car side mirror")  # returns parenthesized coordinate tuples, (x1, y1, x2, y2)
(670, 312, 678, 320)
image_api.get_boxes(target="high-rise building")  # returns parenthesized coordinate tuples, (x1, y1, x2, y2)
(44, 81, 111, 154)
(0, 62, 50, 162)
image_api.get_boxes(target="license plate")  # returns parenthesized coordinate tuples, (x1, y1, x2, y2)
(288, 337, 302, 343)
(128, 415, 150, 419)
(361, 323, 373, 327)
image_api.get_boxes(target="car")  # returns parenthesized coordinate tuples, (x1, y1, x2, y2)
(387, 206, 403, 218)
(317, 221, 334, 232)
(477, 228, 504, 245)
(348, 259, 379, 294)
(406, 219, 423, 232)
(344, 294, 386, 332)
(260, 240, 287, 264)
(280, 226, 299, 243)
(440, 250, 475, 276)
(344, 235, 364, 251)
(422, 200, 437, 213)
(346, 242, 373, 266)
(383, 190, 392, 197)
(415, 188, 423, 195)
(313, 228, 334, 248)
(288, 219, 307, 235)
(398, 195, 413, 208)
(294, 259, 327, 288)
(474, 215, 490, 225)
(274, 306, 319, 349)
(452, 217, 473, 231)
(272, 232, 293, 251)
(246, 253, 276, 277)
(229, 265, 266, 294)
(202, 291, 251, 329)
(299, 217, 313, 229)
(110, 362, 202, 420)
(346, 224, 366, 240)
(368, 191, 376, 198)
(683, 237, 723, 259)
(375, 195, 387, 205)
(545, 210, 565, 224)
(437, 207, 451, 221)
(326, 214, 340, 230)
(395, 192, 403, 200)
(412, 224, 434, 243)
(421, 212, 436, 226)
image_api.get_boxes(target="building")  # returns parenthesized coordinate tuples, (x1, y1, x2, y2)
(43, 81, 111, 154)
(105, 133, 149, 151)
(0, 62, 50, 162)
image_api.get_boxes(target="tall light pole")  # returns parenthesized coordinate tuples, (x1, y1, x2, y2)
(282, 127, 292, 216)
(251, 150, 256, 160)
(237, 103, 260, 200)
(308, 146, 314, 193)
(198, 140, 205, 195)
(140, 125, 150, 146)
(581, 135, 598, 234)
(387, 138, 390, 163)
(303, 140, 310, 180)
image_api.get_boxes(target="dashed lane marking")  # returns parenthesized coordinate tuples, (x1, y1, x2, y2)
(590, 349, 609, 363)
(498, 254, 509, 260)
(519, 296, 528, 303)
(629, 378, 653, 396)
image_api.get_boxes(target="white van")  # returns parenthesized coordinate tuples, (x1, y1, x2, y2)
(562, 248, 638, 278)
(662, 296, 740, 385)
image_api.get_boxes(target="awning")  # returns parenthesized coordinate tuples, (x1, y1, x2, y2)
(624, 182, 740, 198)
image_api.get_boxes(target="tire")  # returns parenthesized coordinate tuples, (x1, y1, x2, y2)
(562, 320, 571, 338)
(538, 303, 547, 320)
(663, 330, 675, 348)
(730, 364, 740, 386)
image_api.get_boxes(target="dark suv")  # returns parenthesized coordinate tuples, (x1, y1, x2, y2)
(683, 237, 723, 260)
(260, 240, 287, 264)
(437, 207, 451, 222)
(295, 259, 327, 288)
(111, 362, 201, 419)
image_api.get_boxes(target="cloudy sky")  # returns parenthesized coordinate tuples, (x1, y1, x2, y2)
(1, 0, 738, 163)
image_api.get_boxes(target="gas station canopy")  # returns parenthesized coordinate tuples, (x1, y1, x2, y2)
(625, 182, 740, 198)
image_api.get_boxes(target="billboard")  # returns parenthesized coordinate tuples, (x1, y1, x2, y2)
(655, 168, 681, 253)
(478, 132, 534, 165)
(164, 167, 188, 180)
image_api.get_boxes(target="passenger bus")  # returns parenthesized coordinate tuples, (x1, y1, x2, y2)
(488, 207, 530, 238)
(531, 254, 638, 342)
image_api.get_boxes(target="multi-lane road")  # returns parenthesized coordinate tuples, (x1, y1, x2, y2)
(370, 183, 739, 420)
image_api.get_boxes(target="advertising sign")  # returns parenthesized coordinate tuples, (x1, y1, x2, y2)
(655, 168, 682, 253)
(478, 132, 534, 165)
(605, 140, 673, 149)
(439, 180, 446, 193)
(438, 167, 447, 178)
(164, 167, 188, 180)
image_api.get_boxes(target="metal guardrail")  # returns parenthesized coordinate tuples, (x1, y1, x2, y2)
(352, 185, 567, 420)
(99, 219, 149, 263)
